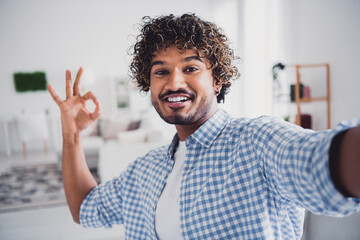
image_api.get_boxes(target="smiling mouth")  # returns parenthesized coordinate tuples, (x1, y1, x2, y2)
(166, 96, 190, 103)
(160, 90, 195, 105)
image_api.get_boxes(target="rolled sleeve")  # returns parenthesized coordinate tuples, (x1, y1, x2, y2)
(314, 119, 360, 216)
(80, 176, 124, 228)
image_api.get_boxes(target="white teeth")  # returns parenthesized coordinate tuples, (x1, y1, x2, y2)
(167, 96, 189, 102)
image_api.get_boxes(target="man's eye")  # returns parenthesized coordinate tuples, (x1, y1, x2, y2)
(185, 67, 198, 73)
(154, 70, 168, 75)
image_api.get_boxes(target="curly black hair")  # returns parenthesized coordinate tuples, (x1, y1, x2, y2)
(129, 13, 240, 103)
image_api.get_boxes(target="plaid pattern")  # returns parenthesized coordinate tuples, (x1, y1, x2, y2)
(80, 109, 360, 239)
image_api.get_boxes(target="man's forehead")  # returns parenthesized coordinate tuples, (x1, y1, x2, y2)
(151, 46, 199, 59)
(149, 45, 211, 70)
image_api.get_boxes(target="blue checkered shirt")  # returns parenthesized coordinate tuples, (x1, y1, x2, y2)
(80, 109, 360, 239)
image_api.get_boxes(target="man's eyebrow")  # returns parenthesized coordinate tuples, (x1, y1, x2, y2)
(150, 60, 165, 69)
(150, 55, 204, 69)
(183, 55, 203, 63)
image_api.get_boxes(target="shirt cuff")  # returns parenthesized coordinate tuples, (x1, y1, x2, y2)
(79, 186, 100, 228)
(316, 118, 360, 216)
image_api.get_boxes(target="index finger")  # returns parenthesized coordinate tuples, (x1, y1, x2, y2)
(73, 67, 83, 96)
(82, 91, 99, 106)
(83, 91, 100, 120)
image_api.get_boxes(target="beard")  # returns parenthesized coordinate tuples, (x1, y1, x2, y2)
(152, 95, 213, 126)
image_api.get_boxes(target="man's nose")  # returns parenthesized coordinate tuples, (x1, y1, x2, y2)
(166, 69, 186, 90)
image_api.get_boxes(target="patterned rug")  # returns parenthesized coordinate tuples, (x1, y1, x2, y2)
(0, 163, 99, 213)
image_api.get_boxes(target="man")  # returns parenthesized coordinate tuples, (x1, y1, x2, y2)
(48, 13, 360, 239)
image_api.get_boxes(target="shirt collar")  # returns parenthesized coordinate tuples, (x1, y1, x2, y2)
(167, 109, 230, 156)
(168, 134, 180, 158)
(188, 109, 230, 148)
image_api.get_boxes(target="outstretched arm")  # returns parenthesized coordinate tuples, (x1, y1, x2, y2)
(48, 67, 100, 223)
(332, 126, 360, 198)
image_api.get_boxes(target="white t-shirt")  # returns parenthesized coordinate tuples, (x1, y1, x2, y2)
(155, 141, 186, 240)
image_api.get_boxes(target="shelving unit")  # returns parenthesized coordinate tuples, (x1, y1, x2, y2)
(294, 63, 331, 129)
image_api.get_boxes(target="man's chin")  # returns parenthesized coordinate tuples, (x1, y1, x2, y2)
(153, 101, 207, 125)
(160, 114, 194, 125)
(154, 105, 187, 124)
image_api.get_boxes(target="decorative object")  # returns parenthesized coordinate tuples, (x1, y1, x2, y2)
(0, 163, 99, 213)
(13, 71, 47, 92)
(300, 114, 312, 129)
(115, 78, 131, 109)
(272, 62, 286, 100)
(303, 85, 311, 98)
(271, 62, 291, 120)
(290, 83, 304, 102)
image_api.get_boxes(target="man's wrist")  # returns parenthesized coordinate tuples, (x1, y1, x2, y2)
(62, 132, 81, 146)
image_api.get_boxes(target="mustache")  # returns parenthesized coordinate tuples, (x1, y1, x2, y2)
(159, 89, 196, 100)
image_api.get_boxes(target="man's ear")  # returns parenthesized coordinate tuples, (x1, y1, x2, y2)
(213, 79, 222, 94)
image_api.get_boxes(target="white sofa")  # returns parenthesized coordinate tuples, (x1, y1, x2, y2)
(97, 108, 175, 182)
(98, 139, 170, 182)
(57, 108, 175, 173)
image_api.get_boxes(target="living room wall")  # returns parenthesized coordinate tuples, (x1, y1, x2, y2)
(0, 0, 218, 153)
(0, 0, 245, 154)
(281, 0, 360, 127)
(1, 0, 359, 153)
(0, 0, 216, 116)
(281, 1, 360, 239)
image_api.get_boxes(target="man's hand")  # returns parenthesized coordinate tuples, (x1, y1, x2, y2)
(338, 126, 360, 198)
(47, 67, 100, 223)
(48, 67, 100, 135)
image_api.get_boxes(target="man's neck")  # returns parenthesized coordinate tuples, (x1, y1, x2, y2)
(175, 124, 201, 141)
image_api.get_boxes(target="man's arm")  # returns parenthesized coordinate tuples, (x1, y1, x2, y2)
(332, 126, 360, 198)
(48, 67, 100, 223)
(250, 116, 360, 215)
(61, 133, 98, 223)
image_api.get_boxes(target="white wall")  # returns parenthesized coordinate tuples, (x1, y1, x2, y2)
(212, 0, 244, 118)
(0, 0, 218, 153)
(0, 0, 215, 116)
(282, 0, 360, 127)
(281, 1, 360, 239)
(242, 0, 283, 118)
(1, 0, 359, 153)
(240, 0, 360, 126)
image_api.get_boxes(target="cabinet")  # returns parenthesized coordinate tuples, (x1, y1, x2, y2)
(294, 63, 331, 129)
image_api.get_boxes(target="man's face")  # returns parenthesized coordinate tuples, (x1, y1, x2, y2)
(150, 45, 219, 127)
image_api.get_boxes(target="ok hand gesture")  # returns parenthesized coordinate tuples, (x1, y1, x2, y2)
(48, 67, 100, 135)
